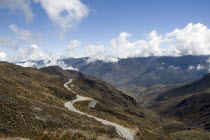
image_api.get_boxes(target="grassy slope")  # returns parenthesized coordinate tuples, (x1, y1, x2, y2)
(72, 78, 210, 140)
(148, 74, 210, 131)
(42, 66, 210, 140)
(0, 62, 119, 139)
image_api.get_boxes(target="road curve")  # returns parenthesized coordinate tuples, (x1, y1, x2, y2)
(64, 79, 134, 140)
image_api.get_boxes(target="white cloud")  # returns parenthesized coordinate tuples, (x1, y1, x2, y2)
(85, 44, 118, 63)
(84, 23, 210, 62)
(0, 0, 89, 34)
(9, 24, 41, 42)
(188, 65, 195, 70)
(196, 64, 205, 70)
(64, 66, 78, 71)
(16, 59, 78, 70)
(206, 57, 210, 72)
(0, 25, 41, 48)
(169, 65, 181, 70)
(206, 57, 210, 63)
(5, 23, 210, 65)
(0, 52, 7, 61)
(16, 61, 38, 67)
(83, 30, 168, 62)
(34, 0, 89, 33)
(17, 44, 51, 61)
(15, 44, 78, 70)
(0, 0, 33, 22)
(166, 23, 210, 56)
(109, 31, 167, 60)
(54, 61, 78, 71)
(65, 40, 81, 57)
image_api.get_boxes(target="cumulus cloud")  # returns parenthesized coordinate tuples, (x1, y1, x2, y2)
(15, 44, 78, 70)
(169, 65, 181, 70)
(17, 57, 78, 70)
(85, 44, 118, 63)
(34, 0, 89, 33)
(17, 44, 51, 61)
(64, 66, 78, 71)
(196, 64, 205, 70)
(0, 52, 7, 61)
(53, 61, 78, 71)
(16, 58, 78, 70)
(83, 23, 210, 62)
(41, 59, 78, 70)
(0, 25, 41, 48)
(83, 30, 167, 62)
(110, 31, 167, 59)
(5, 23, 210, 65)
(65, 40, 81, 57)
(206, 57, 210, 63)
(0, 0, 89, 34)
(188, 65, 195, 70)
(85, 45, 105, 62)
(206, 57, 210, 72)
(16, 61, 38, 67)
(0, 0, 33, 22)
(188, 64, 206, 71)
(166, 23, 210, 56)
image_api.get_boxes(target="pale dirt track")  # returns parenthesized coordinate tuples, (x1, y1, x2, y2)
(64, 79, 134, 140)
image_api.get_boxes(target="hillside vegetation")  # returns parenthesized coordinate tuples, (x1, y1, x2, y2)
(0, 62, 118, 139)
(0, 62, 210, 139)
(42, 65, 210, 140)
(148, 74, 210, 131)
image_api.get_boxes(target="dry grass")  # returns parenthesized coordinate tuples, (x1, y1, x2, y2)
(0, 62, 119, 139)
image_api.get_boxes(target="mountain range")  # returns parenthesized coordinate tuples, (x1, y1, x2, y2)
(62, 55, 210, 86)
(1, 62, 210, 139)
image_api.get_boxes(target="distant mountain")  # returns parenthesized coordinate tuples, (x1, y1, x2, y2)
(62, 55, 210, 86)
(148, 73, 210, 130)
(16, 55, 210, 87)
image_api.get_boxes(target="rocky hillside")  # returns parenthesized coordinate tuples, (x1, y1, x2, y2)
(1, 62, 210, 140)
(148, 73, 210, 130)
(41, 65, 210, 140)
(0, 62, 118, 139)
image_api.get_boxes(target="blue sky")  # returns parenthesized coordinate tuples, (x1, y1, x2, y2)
(0, 0, 210, 64)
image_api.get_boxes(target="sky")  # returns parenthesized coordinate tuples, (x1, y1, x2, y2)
(0, 0, 210, 66)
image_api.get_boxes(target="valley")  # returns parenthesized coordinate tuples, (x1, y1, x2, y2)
(1, 1, 209, 139)
(0, 61, 210, 140)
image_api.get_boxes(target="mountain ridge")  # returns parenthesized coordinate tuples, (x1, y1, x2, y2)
(1, 62, 210, 139)
(148, 73, 210, 130)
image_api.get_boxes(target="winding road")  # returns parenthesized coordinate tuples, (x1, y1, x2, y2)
(64, 79, 134, 140)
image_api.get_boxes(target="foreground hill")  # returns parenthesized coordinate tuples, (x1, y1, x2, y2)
(148, 73, 210, 130)
(0, 62, 210, 139)
(0, 62, 120, 139)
